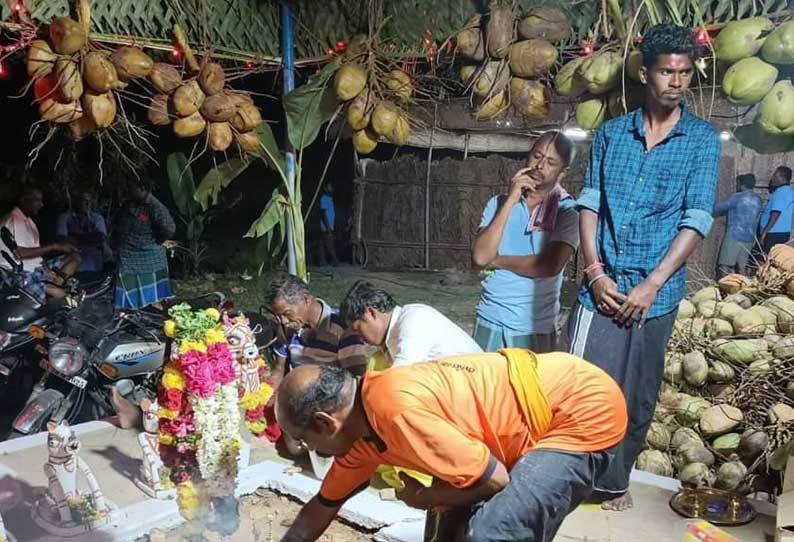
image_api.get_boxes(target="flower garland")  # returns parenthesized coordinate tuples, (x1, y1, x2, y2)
(158, 304, 241, 523)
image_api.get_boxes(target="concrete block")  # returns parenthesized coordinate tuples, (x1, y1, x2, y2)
(374, 519, 425, 542)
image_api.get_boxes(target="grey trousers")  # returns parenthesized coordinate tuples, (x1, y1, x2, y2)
(563, 302, 676, 494)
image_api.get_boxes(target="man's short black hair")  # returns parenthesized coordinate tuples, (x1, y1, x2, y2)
(339, 281, 396, 325)
(777, 166, 793, 183)
(641, 24, 698, 68)
(536, 131, 576, 167)
(284, 365, 354, 429)
(267, 272, 310, 305)
(737, 173, 756, 190)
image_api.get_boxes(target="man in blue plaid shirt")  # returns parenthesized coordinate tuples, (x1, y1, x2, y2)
(564, 24, 721, 511)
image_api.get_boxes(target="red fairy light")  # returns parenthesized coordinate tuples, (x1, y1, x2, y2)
(171, 46, 182, 59)
(445, 41, 453, 52)
(327, 48, 336, 57)
(246, 60, 255, 69)
(0, 63, 6, 76)
(694, 27, 711, 46)
(335, 40, 346, 52)
(13, 2, 22, 12)
(423, 37, 432, 47)
(580, 41, 593, 56)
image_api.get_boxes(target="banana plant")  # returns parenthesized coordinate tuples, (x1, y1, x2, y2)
(193, 60, 341, 280)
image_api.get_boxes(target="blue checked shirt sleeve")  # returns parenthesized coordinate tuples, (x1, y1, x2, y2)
(678, 132, 721, 237)
(576, 128, 605, 213)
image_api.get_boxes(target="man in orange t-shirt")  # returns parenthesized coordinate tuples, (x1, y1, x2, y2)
(274, 350, 627, 542)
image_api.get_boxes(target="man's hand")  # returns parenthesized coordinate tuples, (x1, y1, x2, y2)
(590, 276, 625, 316)
(162, 240, 178, 250)
(508, 168, 538, 202)
(53, 241, 78, 254)
(614, 279, 660, 327)
(396, 474, 447, 511)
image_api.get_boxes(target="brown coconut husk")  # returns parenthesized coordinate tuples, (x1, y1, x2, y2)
(83, 51, 123, 94)
(485, 0, 514, 59)
(147, 94, 171, 126)
(235, 130, 261, 153)
(230, 102, 262, 132)
(40, 98, 83, 123)
(200, 93, 237, 122)
(207, 122, 233, 151)
(110, 46, 154, 82)
(456, 15, 486, 61)
(510, 77, 550, 119)
(27, 40, 57, 79)
(517, 7, 572, 42)
(49, 17, 86, 55)
(82, 91, 116, 128)
(149, 63, 183, 94)
(173, 111, 206, 138)
(508, 40, 557, 78)
(172, 80, 206, 117)
(198, 62, 225, 96)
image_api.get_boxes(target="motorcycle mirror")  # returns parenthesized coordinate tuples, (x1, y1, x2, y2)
(114, 379, 135, 398)
(0, 226, 16, 251)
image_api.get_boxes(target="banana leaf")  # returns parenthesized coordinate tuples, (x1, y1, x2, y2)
(194, 158, 251, 211)
(283, 59, 341, 151)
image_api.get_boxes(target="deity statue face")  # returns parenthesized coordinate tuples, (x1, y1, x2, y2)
(140, 398, 159, 434)
(46, 420, 80, 457)
(223, 314, 258, 364)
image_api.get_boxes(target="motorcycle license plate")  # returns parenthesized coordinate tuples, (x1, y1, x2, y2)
(38, 359, 88, 389)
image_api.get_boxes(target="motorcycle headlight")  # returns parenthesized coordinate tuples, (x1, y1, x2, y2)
(49, 338, 86, 377)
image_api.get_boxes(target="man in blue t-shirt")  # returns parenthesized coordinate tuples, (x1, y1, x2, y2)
(471, 131, 579, 353)
(713, 173, 762, 277)
(55, 191, 109, 274)
(318, 182, 339, 266)
(758, 166, 794, 255)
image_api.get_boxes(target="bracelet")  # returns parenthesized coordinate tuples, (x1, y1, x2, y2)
(588, 273, 608, 289)
(583, 261, 604, 275)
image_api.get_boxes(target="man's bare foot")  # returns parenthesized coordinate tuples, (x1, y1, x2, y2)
(601, 492, 633, 511)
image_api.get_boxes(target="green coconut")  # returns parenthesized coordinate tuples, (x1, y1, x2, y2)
(750, 358, 776, 377)
(761, 21, 794, 64)
(508, 40, 558, 78)
(750, 305, 779, 333)
(636, 450, 674, 477)
(683, 351, 708, 387)
(708, 361, 736, 384)
(715, 460, 747, 491)
(697, 300, 718, 318)
(654, 405, 676, 424)
(712, 338, 768, 364)
(625, 49, 642, 82)
(679, 462, 715, 487)
(472, 61, 510, 97)
(456, 16, 485, 61)
(699, 404, 743, 436)
(713, 17, 774, 63)
(759, 81, 794, 135)
(773, 336, 794, 359)
(733, 310, 767, 335)
(724, 293, 753, 309)
(763, 295, 794, 333)
(692, 286, 721, 305)
(645, 422, 672, 450)
(517, 7, 571, 42)
(676, 396, 712, 426)
(510, 78, 550, 119)
(664, 360, 683, 385)
(712, 432, 741, 454)
(671, 427, 704, 450)
(578, 52, 622, 95)
(678, 299, 696, 319)
(722, 57, 778, 105)
(768, 402, 794, 424)
(554, 57, 588, 97)
(575, 98, 608, 130)
(716, 302, 744, 322)
(334, 64, 366, 101)
(738, 429, 769, 462)
(706, 318, 733, 338)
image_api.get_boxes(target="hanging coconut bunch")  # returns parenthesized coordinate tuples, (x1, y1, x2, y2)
(332, 35, 414, 155)
(637, 248, 794, 492)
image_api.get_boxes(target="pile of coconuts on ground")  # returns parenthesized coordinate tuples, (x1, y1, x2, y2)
(640, 244, 794, 496)
(27, 11, 264, 153)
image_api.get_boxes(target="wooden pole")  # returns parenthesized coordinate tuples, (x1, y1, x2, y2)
(424, 104, 437, 270)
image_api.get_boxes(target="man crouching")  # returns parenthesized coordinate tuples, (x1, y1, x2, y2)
(274, 349, 627, 542)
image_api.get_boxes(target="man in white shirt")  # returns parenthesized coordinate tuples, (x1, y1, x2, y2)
(339, 281, 482, 367)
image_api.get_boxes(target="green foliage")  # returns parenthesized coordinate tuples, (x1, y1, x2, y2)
(194, 158, 251, 211)
(284, 60, 341, 151)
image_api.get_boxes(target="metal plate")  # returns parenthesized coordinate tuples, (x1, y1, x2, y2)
(669, 487, 757, 526)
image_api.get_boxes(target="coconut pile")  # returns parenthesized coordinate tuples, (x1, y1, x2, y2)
(638, 245, 794, 494)
(333, 35, 413, 155)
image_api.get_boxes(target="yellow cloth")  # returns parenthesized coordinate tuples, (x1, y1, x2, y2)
(500, 348, 552, 445)
(368, 351, 433, 490)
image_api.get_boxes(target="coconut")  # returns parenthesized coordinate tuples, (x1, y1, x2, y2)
(82, 91, 116, 129)
(231, 102, 262, 132)
(387, 113, 410, 146)
(111, 46, 154, 82)
(39, 98, 83, 123)
(697, 300, 718, 318)
(54, 57, 83, 103)
(713, 433, 741, 455)
(682, 351, 708, 387)
(749, 305, 779, 333)
(172, 80, 205, 117)
(473, 60, 510, 97)
(691, 317, 707, 336)
(347, 88, 375, 131)
(671, 427, 704, 450)
(200, 93, 237, 122)
(635, 450, 673, 477)
(706, 318, 733, 338)
(679, 462, 715, 487)
(198, 62, 225, 96)
(692, 286, 721, 305)
(460, 65, 478, 85)
(149, 63, 183, 95)
(576, 98, 608, 131)
(758, 80, 794, 135)
(510, 78, 549, 119)
(774, 336, 794, 359)
(679, 443, 716, 467)
(371, 100, 399, 136)
(676, 396, 712, 426)
(353, 128, 378, 155)
(713, 17, 774, 63)
(715, 460, 747, 491)
(699, 404, 743, 436)
(749, 358, 775, 376)
(517, 7, 570, 42)
(659, 385, 681, 408)
(578, 52, 622, 95)
(34, 76, 61, 104)
(678, 299, 696, 319)
(787, 380, 794, 401)
(625, 49, 643, 81)
(474, 91, 508, 120)
(173, 111, 206, 138)
(718, 273, 750, 295)
(645, 422, 671, 450)
(738, 429, 769, 462)
(716, 302, 743, 322)
(554, 57, 588, 98)
(762, 296, 794, 333)
(788, 278, 794, 299)
(733, 310, 767, 335)
(712, 338, 768, 364)
(334, 64, 366, 101)
(761, 21, 794, 64)
(663, 360, 683, 385)
(724, 293, 753, 309)
(83, 52, 121, 94)
(456, 19, 485, 61)
(722, 57, 778, 105)
(227, 92, 254, 108)
(768, 403, 794, 424)
(654, 405, 676, 424)
(344, 34, 369, 59)
(766, 333, 786, 346)
(26, 40, 57, 79)
(49, 17, 86, 55)
(509, 40, 557, 78)
(147, 94, 170, 126)
(708, 361, 736, 384)
(771, 244, 794, 272)
(208, 122, 233, 152)
(386, 70, 412, 101)
(485, 1, 513, 59)
(235, 131, 260, 153)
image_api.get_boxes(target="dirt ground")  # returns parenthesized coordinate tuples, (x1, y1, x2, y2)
(143, 489, 371, 542)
